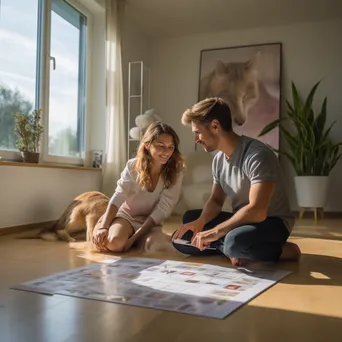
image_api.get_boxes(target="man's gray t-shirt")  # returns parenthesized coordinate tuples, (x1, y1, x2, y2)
(212, 135, 294, 232)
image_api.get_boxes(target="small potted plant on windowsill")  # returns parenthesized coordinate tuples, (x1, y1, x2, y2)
(258, 80, 342, 218)
(14, 108, 44, 163)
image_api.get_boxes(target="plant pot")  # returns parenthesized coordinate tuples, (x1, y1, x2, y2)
(294, 176, 329, 208)
(21, 151, 40, 164)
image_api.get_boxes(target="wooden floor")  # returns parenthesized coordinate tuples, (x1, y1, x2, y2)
(1, 216, 342, 342)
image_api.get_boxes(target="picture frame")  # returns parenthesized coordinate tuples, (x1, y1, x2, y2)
(91, 150, 103, 169)
(197, 42, 282, 151)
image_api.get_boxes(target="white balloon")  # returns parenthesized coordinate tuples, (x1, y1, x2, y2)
(129, 127, 141, 140)
(135, 114, 155, 129)
(144, 108, 156, 116)
(135, 114, 144, 127)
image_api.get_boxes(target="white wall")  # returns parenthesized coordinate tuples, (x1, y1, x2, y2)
(150, 19, 342, 212)
(0, 166, 102, 228)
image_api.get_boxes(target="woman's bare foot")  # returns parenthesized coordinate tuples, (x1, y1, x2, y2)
(279, 242, 301, 261)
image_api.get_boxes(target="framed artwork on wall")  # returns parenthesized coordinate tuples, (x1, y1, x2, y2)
(197, 42, 282, 151)
(91, 150, 103, 169)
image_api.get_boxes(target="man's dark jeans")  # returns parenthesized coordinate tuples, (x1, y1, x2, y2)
(172, 209, 289, 262)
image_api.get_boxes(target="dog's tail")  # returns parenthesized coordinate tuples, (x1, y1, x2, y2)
(16, 200, 80, 242)
(40, 231, 59, 241)
(15, 222, 58, 241)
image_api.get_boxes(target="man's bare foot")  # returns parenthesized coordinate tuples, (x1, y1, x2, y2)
(280, 242, 301, 261)
(229, 257, 249, 267)
(230, 257, 240, 266)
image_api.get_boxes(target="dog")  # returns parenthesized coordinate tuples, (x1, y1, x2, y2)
(199, 52, 260, 127)
(17, 191, 109, 243)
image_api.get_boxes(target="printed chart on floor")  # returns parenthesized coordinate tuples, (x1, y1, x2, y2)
(11, 257, 291, 319)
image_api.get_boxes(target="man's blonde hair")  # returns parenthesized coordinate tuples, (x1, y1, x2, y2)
(181, 97, 232, 132)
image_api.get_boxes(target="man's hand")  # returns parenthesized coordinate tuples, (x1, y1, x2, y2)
(172, 218, 205, 241)
(191, 227, 222, 251)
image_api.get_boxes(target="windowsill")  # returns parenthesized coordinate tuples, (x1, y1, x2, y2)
(0, 160, 102, 172)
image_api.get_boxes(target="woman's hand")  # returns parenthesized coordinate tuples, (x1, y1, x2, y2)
(92, 228, 109, 250)
(123, 235, 136, 252)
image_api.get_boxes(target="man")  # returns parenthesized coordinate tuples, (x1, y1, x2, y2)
(172, 97, 301, 266)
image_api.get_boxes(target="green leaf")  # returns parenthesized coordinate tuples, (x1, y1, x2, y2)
(279, 125, 298, 151)
(307, 109, 314, 126)
(302, 80, 321, 120)
(306, 124, 316, 154)
(330, 152, 342, 171)
(286, 109, 307, 139)
(323, 120, 337, 140)
(258, 118, 286, 137)
(286, 100, 294, 115)
(313, 98, 327, 142)
(291, 82, 303, 119)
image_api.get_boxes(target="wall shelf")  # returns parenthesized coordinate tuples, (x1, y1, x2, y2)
(127, 61, 150, 159)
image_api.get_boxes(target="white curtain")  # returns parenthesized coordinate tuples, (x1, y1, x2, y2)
(102, 0, 126, 197)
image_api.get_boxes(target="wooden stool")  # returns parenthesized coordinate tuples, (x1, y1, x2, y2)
(299, 207, 324, 222)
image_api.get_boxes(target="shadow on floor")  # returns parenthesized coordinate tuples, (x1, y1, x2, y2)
(290, 221, 342, 241)
(277, 253, 342, 287)
(124, 303, 342, 342)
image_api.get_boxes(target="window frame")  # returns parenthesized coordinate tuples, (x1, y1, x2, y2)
(0, 0, 96, 166)
(41, 0, 94, 166)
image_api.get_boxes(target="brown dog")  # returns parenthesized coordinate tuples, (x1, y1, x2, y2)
(17, 191, 109, 243)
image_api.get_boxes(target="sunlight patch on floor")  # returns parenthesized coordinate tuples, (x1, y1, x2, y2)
(310, 271, 331, 280)
(77, 252, 122, 264)
(249, 300, 342, 319)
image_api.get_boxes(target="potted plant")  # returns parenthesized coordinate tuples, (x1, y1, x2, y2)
(13, 108, 44, 163)
(258, 80, 342, 215)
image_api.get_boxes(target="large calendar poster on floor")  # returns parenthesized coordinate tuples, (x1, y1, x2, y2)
(12, 257, 291, 319)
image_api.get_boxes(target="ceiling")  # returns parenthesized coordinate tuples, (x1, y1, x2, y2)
(125, 0, 342, 40)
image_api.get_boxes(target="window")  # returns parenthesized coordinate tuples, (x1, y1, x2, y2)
(0, 0, 39, 156)
(0, 0, 96, 165)
(48, 0, 87, 160)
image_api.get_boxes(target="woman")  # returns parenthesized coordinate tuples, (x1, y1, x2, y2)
(92, 122, 185, 253)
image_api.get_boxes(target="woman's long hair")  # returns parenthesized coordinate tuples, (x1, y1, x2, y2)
(135, 122, 185, 190)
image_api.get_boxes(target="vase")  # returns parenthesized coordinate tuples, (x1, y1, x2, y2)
(294, 176, 329, 208)
(21, 151, 40, 163)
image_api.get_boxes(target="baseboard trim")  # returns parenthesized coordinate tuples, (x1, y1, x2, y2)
(0, 221, 55, 236)
(1, 211, 341, 236)
(292, 211, 342, 219)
